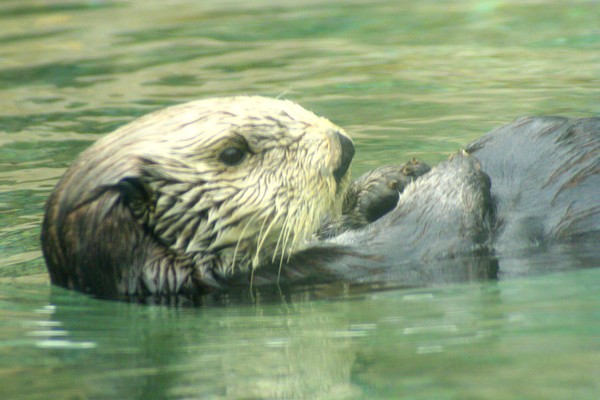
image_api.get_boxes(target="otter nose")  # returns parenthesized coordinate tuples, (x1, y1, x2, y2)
(333, 131, 355, 184)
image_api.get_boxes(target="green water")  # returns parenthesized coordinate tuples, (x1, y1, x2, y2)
(1, 0, 599, 399)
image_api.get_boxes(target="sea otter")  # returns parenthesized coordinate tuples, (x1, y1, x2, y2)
(41, 97, 600, 300)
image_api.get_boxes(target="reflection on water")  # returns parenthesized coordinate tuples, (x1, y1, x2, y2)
(2, 270, 599, 399)
(1, 0, 599, 398)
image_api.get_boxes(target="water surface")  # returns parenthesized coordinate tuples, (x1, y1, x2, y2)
(1, 0, 599, 399)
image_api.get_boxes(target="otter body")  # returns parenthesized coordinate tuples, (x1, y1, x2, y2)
(41, 97, 600, 300)
(268, 116, 599, 288)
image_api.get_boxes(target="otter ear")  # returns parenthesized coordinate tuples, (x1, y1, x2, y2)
(117, 177, 153, 218)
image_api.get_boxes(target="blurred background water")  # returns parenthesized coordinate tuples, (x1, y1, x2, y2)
(0, 0, 599, 399)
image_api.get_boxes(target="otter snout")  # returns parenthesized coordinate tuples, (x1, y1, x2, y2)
(333, 131, 355, 184)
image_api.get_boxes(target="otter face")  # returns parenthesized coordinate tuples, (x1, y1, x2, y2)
(109, 96, 353, 280)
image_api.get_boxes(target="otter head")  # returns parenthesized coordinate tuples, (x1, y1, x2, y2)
(83, 96, 354, 286)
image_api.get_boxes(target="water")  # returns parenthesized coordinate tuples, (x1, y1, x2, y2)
(1, 0, 599, 398)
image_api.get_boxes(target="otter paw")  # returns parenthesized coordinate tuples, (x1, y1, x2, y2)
(342, 159, 431, 229)
(317, 159, 430, 238)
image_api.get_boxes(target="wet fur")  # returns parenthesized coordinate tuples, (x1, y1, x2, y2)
(41, 99, 600, 300)
(256, 116, 600, 288)
(42, 97, 351, 298)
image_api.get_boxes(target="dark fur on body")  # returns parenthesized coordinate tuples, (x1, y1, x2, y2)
(41, 98, 600, 301)
(262, 116, 599, 288)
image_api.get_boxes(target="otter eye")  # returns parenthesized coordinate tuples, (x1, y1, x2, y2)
(219, 146, 246, 166)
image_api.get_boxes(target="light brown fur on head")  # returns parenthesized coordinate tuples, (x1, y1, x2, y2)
(42, 96, 352, 296)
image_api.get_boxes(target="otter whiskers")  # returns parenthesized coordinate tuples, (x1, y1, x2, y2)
(41, 96, 353, 298)
(230, 209, 261, 276)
